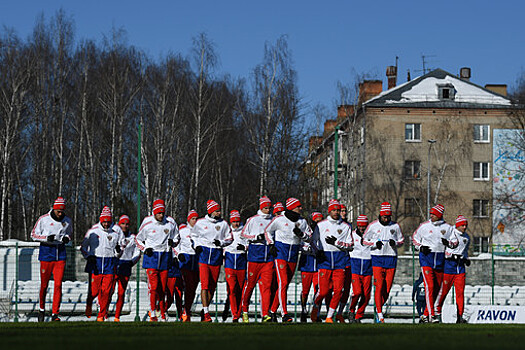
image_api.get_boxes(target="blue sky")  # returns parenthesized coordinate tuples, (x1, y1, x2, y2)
(1, 0, 524, 121)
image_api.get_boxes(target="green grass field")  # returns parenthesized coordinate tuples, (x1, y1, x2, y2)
(2, 323, 525, 350)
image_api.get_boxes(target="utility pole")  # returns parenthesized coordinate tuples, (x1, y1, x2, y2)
(427, 139, 436, 219)
(334, 125, 340, 200)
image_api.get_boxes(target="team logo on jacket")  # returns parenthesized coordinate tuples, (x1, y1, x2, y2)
(249, 272, 254, 277)
(463, 239, 467, 243)
(444, 280, 448, 285)
(279, 264, 285, 269)
(215, 226, 221, 231)
(441, 230, 446, 235)
(50, 223, 54, 226)
(108, 235, 112, 241)
(62, 222, 66, 227)
(390, 229, 395, 234)
(337, 229, 342, 234)
(164, 229, 169, 234)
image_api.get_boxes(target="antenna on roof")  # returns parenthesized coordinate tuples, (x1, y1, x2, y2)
(416, 54, 437, 75)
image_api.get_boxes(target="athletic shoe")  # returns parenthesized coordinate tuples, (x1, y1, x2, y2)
(114, 317, 120, 322)
(222, 309, 230, 322)
(38, 310, 45, 323)
(85, 304, 92, 318)
(434, 313, 442, 323)
(96, 317, 104, 322)
(282, 314, 293, 323)
(431, 317, 440, 323)
(51, 314, 61, 322)
(375, 315, 384, 323)
(203, 312, 212, 322)
(262, 315, 272, 323)
(181, 311, 190, 322)
(300, 311, 307, 323)
(310, 306, 319, 323)
(354, 318, 362, 324)
(242, 312, 249, 323)
(420, 315, 429, 323)
(348, 311, 356, 323)
(270, 312, 278, 323)
(457, 316, 468, 324)
(161, 314, 168, 322)
(325, 317, 334, 323)
(336, 314, 346, 323)
(149, 311, 158, 322)
(232, 318, 239, 323)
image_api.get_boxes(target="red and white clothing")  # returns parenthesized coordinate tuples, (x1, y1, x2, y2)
(113, 232, 141, 320)
(312, 216, 353, 320)
(224, 224, 247, 321)
(412, 219, 454, 318)
(348, 229, 372, 320)
(31, 211, 73, 315)
(81, 223, 123, 320)
(135, 215, 179, 319)
(363, 219, 403, 318)
(174, 223, 200, 318)
(241, 211, 275, 317)
(265, 212, 312, 316)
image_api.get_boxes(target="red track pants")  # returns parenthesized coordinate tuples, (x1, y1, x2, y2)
(436, 273, 465, 316)
(39, 260, 65, 314)
(181, 269, 200, 315)
(147, 269, 168, 316)
(338, 267, 352, 309)
(225, 268, 246, 319)
(92, 274, 114, 319)
(421, 266, 443, 317)
(349, 274, 372, 319)
(166, 277, 184, 317)
(314, 269, 345, 309)
(241, 261, 274, 316)
(372, 266, 396, 314)
(301, 271, 319, 301)
(113, 275, 129, 319)
(274, 259, 297, 315)
(199, 263, 220, 293)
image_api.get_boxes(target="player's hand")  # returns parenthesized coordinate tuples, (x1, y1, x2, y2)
(376, 241, 384, 249)
(316, 250, 327, 263)
(464, 258, 471, 267)
(145, 248, 154, 257)
(237, 244, 246, 251)
(214, 239, 221, 247)
(293, 227, 303, 238)
(61, 236, 70, 244)
(115, 245, 122, 254)
(268, 244, 277, 257)
(441, 238, 450, 248)
(389, 239, 396, 248)
(47, 234, 56, 242)
(195, 246, 203, 254)
(420, 246, 431, 255)
(178, 254, 186, 263)
(325, 236, 337, 245)
(256, 233, 265, 242)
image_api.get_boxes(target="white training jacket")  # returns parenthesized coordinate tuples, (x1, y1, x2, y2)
(349, 229, 372, 260)
(445, 229, 469, 259)
(224, 225, 248, 254)
(191, 215, 233, 249)
(119, 233, 141, 262)
(412, 219, 455, 253)
(31, 210, 73, 243)
(241, 211, 273, 244)
(363, 219, 404, 257)
(312, 216, 353, 252)
(175, 223, 196, 255)
(135, 215, 179, 252)
(81, 222, 123, 258)
(264, 214, 312, 246)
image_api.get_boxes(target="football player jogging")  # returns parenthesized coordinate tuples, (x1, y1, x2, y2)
(135, 199, 179, 322)
(363, 202, 404, 323)
(265, 197, 312, 322)
(335, 203, 352, 323)
(435, 215, 469, 323)
(223, 210, 247, 322)
(310, 199, 353, 323)
(192, 200, 233, 322)
(240, 196, 275, 323)
(81, 206, 124, 321)
(174, 210, 200, 321)
(412, 204, 454, 323)
(298, 212, 323, 323)
(113, 215, 141, 322)
(31, 197, 72, 322)
(347, 215, 372, 323)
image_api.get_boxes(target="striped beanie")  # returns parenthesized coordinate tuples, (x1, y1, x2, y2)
(286, 197, 301, 210)
(118, 215, 130, 224)
(259, 196, 272, 209)
(187, 209, 198, 221)
(455, 215, 468, 228)
(328, 199, 341, 212)
(356, 215, 369, 227)
(379, 202, 392, 216)
(430, 204, 445, 218)
(273, 202, 284, 214)
(207, 200, 220, 214)
(53, 197, 66, 210)
(100, 206, 112, 223)
(153, 199, 165, 215)
(230, 210, 241, 222)
(311, 212, 323, 222)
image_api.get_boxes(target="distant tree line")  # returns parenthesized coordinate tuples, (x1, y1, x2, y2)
(0, 10, 307, 242)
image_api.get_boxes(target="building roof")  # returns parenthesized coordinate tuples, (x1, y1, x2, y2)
(365, 68, 513, 109)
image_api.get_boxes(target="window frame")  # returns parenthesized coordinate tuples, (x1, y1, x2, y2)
(473, 124, 490, 143)
(473, 199, 489, 218)
(404, 160, 421, 180)
(404, 198, 420, 217)
(473, 162, 490, 181)
(405, 123, 421, 142)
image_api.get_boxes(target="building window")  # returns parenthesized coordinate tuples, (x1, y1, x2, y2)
(404, 160, 421, 179)
(405, 123, 421, 142)
(473, 199, 489, 218)
(472, 237, 490, 254)
(473, 162, 490, 180)
(473, 124, 490, 143)
(404, 198, 420, 216)
(360, 126, 365, 145)
(438, 84, 455, 100)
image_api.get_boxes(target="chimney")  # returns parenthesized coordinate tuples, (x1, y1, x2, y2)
(386, 66, 397, 89)
(323, 120, 337, 138)
(309, 136, 323, 152)
(407, 69, 411, 82)
(485, 84, 508, 97)
(358, 80, 382, 104)
(459, 67, 471, 81)
(337, 105, 355, 121)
